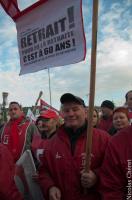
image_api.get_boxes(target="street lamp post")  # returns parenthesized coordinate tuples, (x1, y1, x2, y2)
(2, 92, 8, 122)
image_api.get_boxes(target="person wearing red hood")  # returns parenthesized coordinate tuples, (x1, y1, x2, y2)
(0, 143, 23, 200)
(38, 93, 110, 200)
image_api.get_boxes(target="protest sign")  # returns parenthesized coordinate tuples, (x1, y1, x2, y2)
(15, 150, 44, 200)
(15, 0, 86, 75)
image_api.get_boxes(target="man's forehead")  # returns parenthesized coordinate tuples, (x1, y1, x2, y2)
(9, 103, 20, 108)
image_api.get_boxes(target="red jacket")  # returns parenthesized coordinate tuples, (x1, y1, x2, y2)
(0, 117, 39, 162)
(98, 115, 113, 132)
(38, 126, 110, 200)
(31, 134, 48, 164)
(99, 125, 132, 200)
(0, 144, 23, 200)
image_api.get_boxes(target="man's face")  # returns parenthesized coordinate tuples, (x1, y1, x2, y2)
(101, 107, 113, 118)
(126, 92, 132, 109)
(37, 119, 44, 132)
(62, 102, 87, 131)
(9, 103, 22, 119)
(41, 118, 57, 135)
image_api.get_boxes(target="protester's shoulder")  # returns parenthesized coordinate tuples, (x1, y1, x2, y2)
(101, 126, 132, 158)
(28, 121, 37, 129)
(22, 118, 37, 129)
(21, 118, 39, 137)
(110, 125, 132, 145)
(45, 126, 65, 146)
(93, 127, 110, 139)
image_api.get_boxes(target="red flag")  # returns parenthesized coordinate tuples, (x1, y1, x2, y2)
(40, 99, 59, 114)
(0, 0, 20, 20)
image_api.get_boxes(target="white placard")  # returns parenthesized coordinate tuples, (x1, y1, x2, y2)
(16, 0, 86, 75)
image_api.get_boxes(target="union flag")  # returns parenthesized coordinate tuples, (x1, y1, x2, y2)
(40, 99, 59, 114)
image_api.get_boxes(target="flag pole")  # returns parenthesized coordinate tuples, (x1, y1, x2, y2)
(47, 68, 52, 106)
(85, 0, 99, 172)
(32, 91, 43, 115)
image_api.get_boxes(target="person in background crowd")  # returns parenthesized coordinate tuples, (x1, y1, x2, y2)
(57, 115, 64, 128)
(98, 100, 114, 133)
(36, 118, 45, 137)
(32, 109, 59, 165)
(99, 124, 132, 200)
(38, 93, 110, 200)
(92, 109, 100, 127)
(0, 101, 39, 162)
(108, 107, 130, 135)
(0, 143, 23, 200)
(0, 102, 39, 200)
(87, 107, 100, 127)
(125, 90, 132, 124)
(36, 110, 58, 139)
(0, 118, 4, 130)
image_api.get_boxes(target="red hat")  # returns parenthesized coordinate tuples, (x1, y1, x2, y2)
(39, 110, 58, 119)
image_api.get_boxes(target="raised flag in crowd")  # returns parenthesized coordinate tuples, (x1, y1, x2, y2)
(26, 108, 36, 122)
(40, 99, 59, 114)
(0, 0, 20, 20)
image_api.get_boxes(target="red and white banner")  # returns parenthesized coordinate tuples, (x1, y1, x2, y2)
(40, 99, 59, 113)
(15, 0, 86, 75)
(0, 0, 20, 20)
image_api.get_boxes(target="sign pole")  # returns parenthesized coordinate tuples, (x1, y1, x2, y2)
(85, 0, 99, 172)
(48, 68, 52, 106)
(32, 91, 43, 115)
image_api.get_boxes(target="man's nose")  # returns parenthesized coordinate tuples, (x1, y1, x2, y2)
(68, 110, 74, 116)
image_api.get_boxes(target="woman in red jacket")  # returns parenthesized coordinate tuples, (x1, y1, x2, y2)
(108, 107, 130, 135)
(0, 144, 23, 200)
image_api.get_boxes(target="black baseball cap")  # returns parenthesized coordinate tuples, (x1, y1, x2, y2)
(60, 93, 85, 107)
(101, 100, 114, 110)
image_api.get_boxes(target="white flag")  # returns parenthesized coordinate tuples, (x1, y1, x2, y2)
(26, 108, 36, 122)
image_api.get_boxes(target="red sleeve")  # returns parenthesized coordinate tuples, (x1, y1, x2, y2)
(0, 145, 23, 200)
(91, 129, 111, 189)
(99, 140, 126, 200)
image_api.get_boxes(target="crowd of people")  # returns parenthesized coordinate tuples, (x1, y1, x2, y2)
(0, 90, 132, 200)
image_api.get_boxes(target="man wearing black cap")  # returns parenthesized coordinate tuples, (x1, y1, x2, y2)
(98, 100, 115, 134)
(38, 93, 110, 200)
